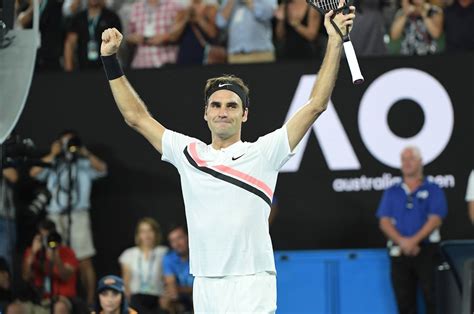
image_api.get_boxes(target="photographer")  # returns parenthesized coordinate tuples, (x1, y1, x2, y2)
(22, 219, 79, 301)
(390, 0, 443, 55)
(29, 130, 107, 306)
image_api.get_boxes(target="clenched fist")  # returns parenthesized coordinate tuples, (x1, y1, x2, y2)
(101, 28, 123, 56)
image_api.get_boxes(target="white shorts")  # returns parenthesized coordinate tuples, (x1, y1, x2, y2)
(48, 210, 96, 260)
(193, 271, 277, 314)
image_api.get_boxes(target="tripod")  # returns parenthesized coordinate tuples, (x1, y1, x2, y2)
(55, 152, 77, 248)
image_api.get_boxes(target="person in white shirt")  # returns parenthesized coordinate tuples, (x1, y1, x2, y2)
(119, 217, 167, 314)
(99, 5, 356, 312)
(466, 170, 474, 223)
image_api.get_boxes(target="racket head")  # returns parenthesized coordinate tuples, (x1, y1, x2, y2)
(306, 0, 350, 15)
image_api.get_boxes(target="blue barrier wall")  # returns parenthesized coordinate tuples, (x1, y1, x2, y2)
(275, 249, 398, 314)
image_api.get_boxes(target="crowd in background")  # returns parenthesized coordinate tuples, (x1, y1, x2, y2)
(0, 131, 194, 314)
(11, 0, 474, 71)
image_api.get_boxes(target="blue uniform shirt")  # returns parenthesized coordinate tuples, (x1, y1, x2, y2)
(215, 0, 276, 54)
(376, 179, 447, 241)
(162, 251, 194, 287)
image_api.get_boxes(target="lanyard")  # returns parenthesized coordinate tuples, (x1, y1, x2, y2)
(54, 161, 80, 210)
(88, 14, 100, 41)
(138, 250, 156, 290)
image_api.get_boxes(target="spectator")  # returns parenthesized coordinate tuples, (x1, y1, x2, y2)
(173, 0, 219, 65)
(160, 225, 193, 313)
(93, 275, 137, 314)
(274, 0, 321, 60)
(466, 170, 474, 223)
(376, 146, 447, 314)
(17, 0, 65, 70)
(126, 0, 182, 69)
(350, 0, 388, 56)
(118, 217, 167, 314)
(62, 0, 114, 17)
(216, 0, 276, 63)
(444, 0, 474, 52)
(0, 258, 13, 313)
(64, 0, 122, 71)
(22, 220, 79, 301)
(0, 168, 18, 269)
(29, 130, 107, 306)
(390, 0, 444, 55)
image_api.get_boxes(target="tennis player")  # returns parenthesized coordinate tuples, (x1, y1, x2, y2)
(100, 6, 355, 313)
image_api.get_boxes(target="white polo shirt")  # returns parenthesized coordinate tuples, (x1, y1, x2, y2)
(162, 126, 294, 277)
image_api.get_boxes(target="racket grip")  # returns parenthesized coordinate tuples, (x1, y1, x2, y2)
(343, 41, 364, 85)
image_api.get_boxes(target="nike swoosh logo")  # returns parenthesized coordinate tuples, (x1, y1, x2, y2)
(232, 154, 245, 161)
(218, 83, 232, 88)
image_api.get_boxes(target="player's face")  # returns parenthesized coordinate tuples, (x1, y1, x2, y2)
(204, 90, 248, 141)
(168, 229, 188, 256)
(99, 290, 122, 314)
(401, 149, 422, 178)
(137, 222, 156, 248)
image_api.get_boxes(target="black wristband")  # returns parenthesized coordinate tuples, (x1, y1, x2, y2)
(101, 54, 124, 81)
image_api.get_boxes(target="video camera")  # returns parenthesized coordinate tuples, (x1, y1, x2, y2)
(3, 133, 36, 168)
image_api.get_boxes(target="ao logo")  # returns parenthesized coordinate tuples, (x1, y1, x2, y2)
(281, 68, 454, 172)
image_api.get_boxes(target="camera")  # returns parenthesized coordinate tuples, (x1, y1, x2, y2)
(60, 135, 83, 161)
(28, 187, 51, 216)
(46, 231, 62, 249)
(62, 135, 82, 154)
(3, 134, 36, 168)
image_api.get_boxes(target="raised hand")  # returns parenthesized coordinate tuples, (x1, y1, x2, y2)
(50, 140, 61, 157)
(31, 234, 43, 254)
(101, 28, 123, 56)
(324, 0, 356, 41)
(274, 5, 285, 21)
(401, 0, 415, 16)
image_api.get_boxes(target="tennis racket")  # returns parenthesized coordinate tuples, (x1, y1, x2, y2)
(307, 0, 364, 84)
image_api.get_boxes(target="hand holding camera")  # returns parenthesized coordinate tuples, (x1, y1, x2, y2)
(31, 234, 43, 255)
(401, 0, 415, 16)
(50, 140, 62, 158)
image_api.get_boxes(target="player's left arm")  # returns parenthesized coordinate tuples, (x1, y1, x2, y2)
(285, 7, 355, 151)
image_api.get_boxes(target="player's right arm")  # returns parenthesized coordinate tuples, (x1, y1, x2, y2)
(101, 28, 166, 154)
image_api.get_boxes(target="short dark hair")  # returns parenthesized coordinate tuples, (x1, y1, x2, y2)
(38, 219, 56, 233)
(166, 224, 187, 237)
(204, 74, 250, 109)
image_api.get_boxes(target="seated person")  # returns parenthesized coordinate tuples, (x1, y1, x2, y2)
(93, 275, 137, 314)
(160, 225, 194, 313)
(119, 218, 168, 313)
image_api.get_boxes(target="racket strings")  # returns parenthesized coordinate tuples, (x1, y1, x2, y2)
(310, 0, 346, 12)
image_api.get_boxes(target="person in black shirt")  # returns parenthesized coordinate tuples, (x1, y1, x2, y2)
(64, 0, 121, 71)
(444, 0, 474, 52)
(17, 0, 65, 70)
